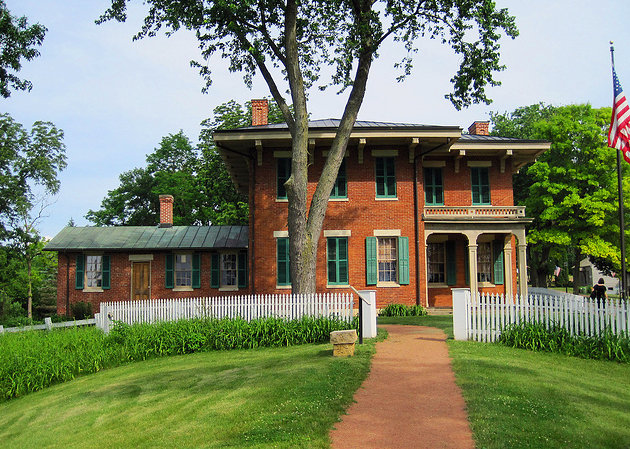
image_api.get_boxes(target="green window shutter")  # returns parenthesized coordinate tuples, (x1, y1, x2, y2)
(471, 167, 490, 205)
(366, 237, 377, 285)
(375, 158, 396, 198)
(277, 158, 290, 199)
(464, 246, 470, 286)
(424, 168, 444, 205)
(165, 254, 174, 288)
(211, 253, 220, 288)
(493, 241, 505, 285)
(102, 255, 111, 289)
(327, 237, 348, 285)
(398, 236, 410, 285)
(75, 254, 84, 290)
(192, 253, 201, 288)
(238, 251, 248, 288)
(331, 159, 347, 198)
(277, 237, 290, 286)
(446, 241, 456, 286)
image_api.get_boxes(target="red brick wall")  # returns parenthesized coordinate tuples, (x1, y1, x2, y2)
(249, 148, 518, 309)
(56, 251, 251, 315)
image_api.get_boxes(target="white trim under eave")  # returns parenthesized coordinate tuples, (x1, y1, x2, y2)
(273, 230, 289, 238)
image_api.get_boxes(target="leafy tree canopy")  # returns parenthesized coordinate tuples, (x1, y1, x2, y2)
(491, 104, 630, 289)
(0, 1, 47, 98)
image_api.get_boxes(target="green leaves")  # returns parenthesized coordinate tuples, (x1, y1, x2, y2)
(0, 1, 47, 98)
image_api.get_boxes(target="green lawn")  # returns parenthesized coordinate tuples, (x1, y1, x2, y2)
(378, 314, 453, 338)
(0, 336, 380, 449)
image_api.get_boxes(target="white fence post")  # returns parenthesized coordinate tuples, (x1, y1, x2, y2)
(358, 290, 377, 338)
(0, 325, 4, 334)
(44, 317, 53, 331)
(452, 288, 470, 341)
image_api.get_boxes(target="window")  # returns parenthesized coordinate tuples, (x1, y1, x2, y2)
(277, 237, 291, 286)
(427, 243, 445, 284)
(86, 255, 103, 288)
(375, 157, 396, 198)
(424, 168, 444, 205)
(165, 253, 200, 289)
(366, 236, 409, 285)
(75, 254, 110, 290)
(476, 241, 504, 285)
(471, 167, 490, 205)
(327, 237, 349, 285)
(330, 159, 347, 199)
(211, 251, 247, 289)
(277, 158, 291, 199)
(175, 254, 192, 287)
(221, 253, 237, 287)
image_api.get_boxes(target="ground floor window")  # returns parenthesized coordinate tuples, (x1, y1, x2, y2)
(377, 237, 397, 283)
(427, 243, 445, 284)
(166, 253, 200, 289)
(221, 253, 237, 287)
(175, 253, 192, 287)
(86, 255, 103, 288)
(277, 237, 291, 286)
(75, 254, 110, 290)
(327, 237, 349, 285)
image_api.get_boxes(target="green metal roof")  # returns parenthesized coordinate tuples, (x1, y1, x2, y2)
(44, 226, 248, 251)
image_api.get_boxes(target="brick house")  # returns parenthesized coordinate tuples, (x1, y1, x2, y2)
(213, 100, 550, 308)
(45, 195, 249, 315)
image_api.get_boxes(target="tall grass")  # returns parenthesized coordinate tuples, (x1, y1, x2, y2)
(0, 316, 356, 402)
(378, 303, 427, 317)
(498, 322, 630, 363)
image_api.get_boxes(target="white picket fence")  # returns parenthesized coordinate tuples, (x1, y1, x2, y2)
(452, 288, 630, 342)
(96, 293, 354, 333)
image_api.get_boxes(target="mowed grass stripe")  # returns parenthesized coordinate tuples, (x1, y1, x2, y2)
(0, 338, 379, 449)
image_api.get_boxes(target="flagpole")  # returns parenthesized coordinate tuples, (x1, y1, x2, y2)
(610, 42, 628, 300)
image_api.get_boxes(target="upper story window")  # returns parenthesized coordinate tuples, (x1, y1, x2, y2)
(375, 157, 396, 198)
(424, 167, 444, 205)
(330, 159, 347, 199)
(471, 167, 490, 205)
(277, 158, 291, 200)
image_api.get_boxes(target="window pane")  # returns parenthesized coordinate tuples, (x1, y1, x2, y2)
(175, 254, 192, 286)
(277, 158, 290, 199)
(86, 255, 102, 288)
(477, 242, 493, 282)
(377, 237, 397, 282)
(221, 254, 237, 286)
(427, 243, 446, 283)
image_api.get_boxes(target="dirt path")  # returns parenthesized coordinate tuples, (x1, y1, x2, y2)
(330, 325, 475, 449)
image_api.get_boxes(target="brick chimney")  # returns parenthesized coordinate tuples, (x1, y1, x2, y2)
(468, 121, 490, 136)
(251, 99, 269, 126)
(158, 195, 174, 228)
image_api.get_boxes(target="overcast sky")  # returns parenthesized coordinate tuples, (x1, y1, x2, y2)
(4, 0, 630, 238)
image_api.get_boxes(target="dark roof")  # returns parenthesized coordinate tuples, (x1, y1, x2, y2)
(214, 118, 460, 133)
(459, 134, 548, 143)
(44, 226, 248, 251)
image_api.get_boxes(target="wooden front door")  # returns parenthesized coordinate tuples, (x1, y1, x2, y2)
(132, 262, 150, 300)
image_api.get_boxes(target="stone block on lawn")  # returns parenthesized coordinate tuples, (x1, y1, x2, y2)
(330, 329, 358, 357)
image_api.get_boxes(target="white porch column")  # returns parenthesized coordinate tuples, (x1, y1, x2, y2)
(503, 238, 514, 298)
(467, 243, 478, 299)
(518, 243, 528, 298)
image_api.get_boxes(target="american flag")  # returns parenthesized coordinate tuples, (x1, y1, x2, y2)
(608, 67, 630, 165)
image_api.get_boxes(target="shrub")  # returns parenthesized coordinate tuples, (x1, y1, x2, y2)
(378, 303, 428, 317)
(498, 322, 630, 363)
(71, 301, 93, 320)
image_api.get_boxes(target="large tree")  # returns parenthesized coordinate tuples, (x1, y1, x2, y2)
(0, 1, 47, 98)
(492, 104, 630, 291)
(99, 0, 518, 293)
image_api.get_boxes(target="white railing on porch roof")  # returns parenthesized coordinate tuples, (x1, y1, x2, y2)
(424, 206, 526, 220)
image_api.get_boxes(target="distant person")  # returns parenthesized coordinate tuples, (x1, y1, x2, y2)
(590, 278, 608, 302)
